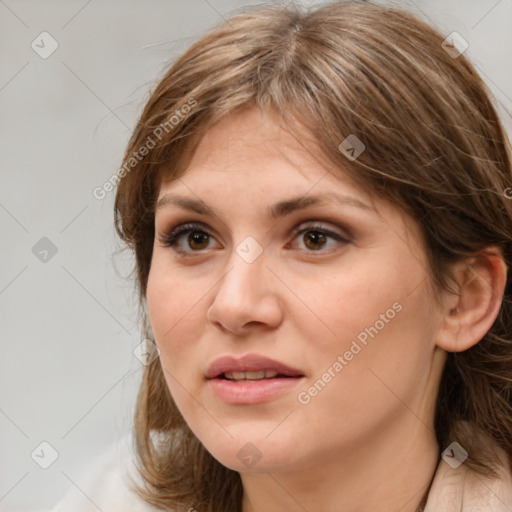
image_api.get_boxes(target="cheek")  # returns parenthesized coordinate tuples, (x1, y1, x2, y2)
(300, 251, 433, 385)
(146, 264, 208, 420)
(333, 266, 434, 404)
(293, 254, 404, 348)
(146, 262, 203, 367)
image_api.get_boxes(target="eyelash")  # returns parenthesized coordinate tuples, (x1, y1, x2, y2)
(157, 221, 350, 257)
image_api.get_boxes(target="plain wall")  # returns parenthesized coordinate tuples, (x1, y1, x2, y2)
(1, 0, 511, 510)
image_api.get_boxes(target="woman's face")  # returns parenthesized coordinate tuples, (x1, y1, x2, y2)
(147, 107, 446, 473)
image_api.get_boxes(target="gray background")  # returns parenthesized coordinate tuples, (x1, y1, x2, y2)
(1, 0, 511, 510)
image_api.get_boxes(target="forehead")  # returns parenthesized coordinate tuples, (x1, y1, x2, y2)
(157, 107, 368, 202)
(184, 108, 314, 172)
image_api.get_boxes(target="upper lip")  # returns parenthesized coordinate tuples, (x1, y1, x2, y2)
(206, 354, 304, 379)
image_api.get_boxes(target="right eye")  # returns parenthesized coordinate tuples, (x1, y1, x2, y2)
(158, 222, 220, 257)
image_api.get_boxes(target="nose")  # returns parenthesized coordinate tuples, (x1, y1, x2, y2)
(206, 248, 284, 336)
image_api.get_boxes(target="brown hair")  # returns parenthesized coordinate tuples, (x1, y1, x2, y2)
(114, 1, 512, 510)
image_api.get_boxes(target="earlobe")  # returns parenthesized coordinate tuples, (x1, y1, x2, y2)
(435, 248, 508, 353)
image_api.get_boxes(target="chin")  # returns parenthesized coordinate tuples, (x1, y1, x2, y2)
(200, 434, 299, 473)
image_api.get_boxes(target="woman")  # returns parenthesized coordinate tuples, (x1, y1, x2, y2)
(53, 1, 512, 511)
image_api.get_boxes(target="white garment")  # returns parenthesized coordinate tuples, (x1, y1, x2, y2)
(50, 434, 512, 512)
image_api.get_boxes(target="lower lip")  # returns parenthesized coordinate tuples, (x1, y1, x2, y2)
(208, 377, 304, 404)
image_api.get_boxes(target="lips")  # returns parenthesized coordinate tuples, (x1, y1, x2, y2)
(206, 354, 305, 404)
(205, 354, 304, 380)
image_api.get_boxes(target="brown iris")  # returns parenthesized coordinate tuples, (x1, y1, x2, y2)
(188, 231, 209, 250)
(303, 230, 327, 250)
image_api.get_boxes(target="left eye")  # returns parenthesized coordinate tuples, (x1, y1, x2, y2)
(158, 222, 349, 255)
(290, 225, 349, 251)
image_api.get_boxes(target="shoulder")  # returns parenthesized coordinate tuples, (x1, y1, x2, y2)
(425, 439, 512, 511)
(50, 433, 163, 512)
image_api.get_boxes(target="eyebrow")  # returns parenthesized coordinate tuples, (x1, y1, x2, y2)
(155, 192, 374, 220)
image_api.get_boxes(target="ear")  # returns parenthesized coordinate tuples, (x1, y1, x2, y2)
(435, 247, 508, 353)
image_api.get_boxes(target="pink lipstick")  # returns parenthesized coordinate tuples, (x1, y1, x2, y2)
(206, 354, 305, 404)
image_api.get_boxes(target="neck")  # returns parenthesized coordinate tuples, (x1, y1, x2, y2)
(240, 414, 439, 512)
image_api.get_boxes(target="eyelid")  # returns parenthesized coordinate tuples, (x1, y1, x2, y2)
(289, 221, 350, 240)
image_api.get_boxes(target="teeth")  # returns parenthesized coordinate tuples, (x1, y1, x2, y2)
(224, 370, 279, 381)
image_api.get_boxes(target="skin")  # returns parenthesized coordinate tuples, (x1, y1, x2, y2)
(146, 107, 507, 512)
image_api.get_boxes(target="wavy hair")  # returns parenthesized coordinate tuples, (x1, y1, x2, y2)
(114, 1, 512, 510)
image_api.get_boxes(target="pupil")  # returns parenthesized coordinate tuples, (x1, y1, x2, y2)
(305, 231, 326, 250)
